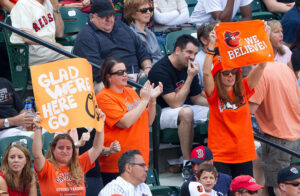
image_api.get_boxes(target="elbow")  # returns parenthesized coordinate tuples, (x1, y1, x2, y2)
(169, 103, 182, 109)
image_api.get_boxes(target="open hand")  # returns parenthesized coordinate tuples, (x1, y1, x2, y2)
(150, 82, 163, 101)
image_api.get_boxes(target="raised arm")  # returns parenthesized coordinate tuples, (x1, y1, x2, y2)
(203, 31, 216, 97)
(148, 82, 163, 125)
(50, 0, 64, 37)
(87, 109, 105, 163)
(247, 62, 267, 91)
(32, 115, 45, 172)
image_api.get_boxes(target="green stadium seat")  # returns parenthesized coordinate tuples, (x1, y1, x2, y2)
(3, 16, 30, 99)
(42, 132, 55, 155)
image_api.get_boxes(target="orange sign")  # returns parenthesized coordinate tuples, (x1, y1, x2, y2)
(30, 58, 103, 133)
(215, 20, 274, 69)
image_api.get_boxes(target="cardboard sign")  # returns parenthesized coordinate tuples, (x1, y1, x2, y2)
(30, 58, 103, 133)
(215, 20, 274, 69)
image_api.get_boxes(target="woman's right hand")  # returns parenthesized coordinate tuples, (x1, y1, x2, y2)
(208, 30, 217, 49)
(33, 114, 42, 131)
(140, 80, 151, 103)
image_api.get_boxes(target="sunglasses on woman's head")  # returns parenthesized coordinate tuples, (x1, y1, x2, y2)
(11, 139, 28, 148)
(238, 190, 258, 195)
(221, 69, 238, 76)
(138, 7, 153, 14)
(284, 181, 300, 187)
(110, 69, 128, 76)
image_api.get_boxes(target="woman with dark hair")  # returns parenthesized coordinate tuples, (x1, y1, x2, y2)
(32, 110, 105, 196)
(202, 31, 267, 178)
(96, 57, 162, 185)
(124, 0, 162, 65)
(0, 143, 37, 195)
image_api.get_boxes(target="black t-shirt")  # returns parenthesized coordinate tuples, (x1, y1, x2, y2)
(0, 77, 23, 118)
(148, 55, 202, 108)
(277, 0, 294, 3)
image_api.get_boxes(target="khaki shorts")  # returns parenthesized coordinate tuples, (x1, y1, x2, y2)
(261, 134, 300, 187)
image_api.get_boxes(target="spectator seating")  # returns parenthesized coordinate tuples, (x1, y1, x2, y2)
(3, 16, 30, 99)
(42, 132, 55, 155)
(0, 9, 7, 43)
(56, 7, 88, 46)
(146, 169, 180, 196)
(185, 0, 198, 16)
(0, 136, 33, 163)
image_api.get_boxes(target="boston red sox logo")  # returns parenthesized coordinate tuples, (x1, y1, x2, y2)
(224, 31, 241, 48)
(196, 148, 204, 159)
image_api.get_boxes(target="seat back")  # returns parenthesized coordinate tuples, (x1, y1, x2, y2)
(0, 136, 33, 163)
(3, 16, 29, 98)
(186, 0, 198, 15)
(61, 7, 88, 34)
(42, 132, 55, 155)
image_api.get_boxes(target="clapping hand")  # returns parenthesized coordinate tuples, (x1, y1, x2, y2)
(150, 82, 163, 101)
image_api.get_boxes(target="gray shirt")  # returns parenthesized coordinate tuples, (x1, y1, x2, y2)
(130, 23, 163, 65)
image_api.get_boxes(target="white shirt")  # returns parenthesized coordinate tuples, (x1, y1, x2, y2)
(99, 176, 152, 196)
(189, 0, 252, 26)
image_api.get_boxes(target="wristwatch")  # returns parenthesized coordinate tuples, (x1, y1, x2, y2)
(4, 118, 9, 128)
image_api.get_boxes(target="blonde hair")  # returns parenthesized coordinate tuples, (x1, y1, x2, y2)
(267, 20, 285, 56)
(124, 0, 150, 24)
(46, 134, 83, 185)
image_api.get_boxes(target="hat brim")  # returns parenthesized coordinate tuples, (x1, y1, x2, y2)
(245, 184, 263, 191)
(97, 10, 116, 17)
(188, 158, 205, 165)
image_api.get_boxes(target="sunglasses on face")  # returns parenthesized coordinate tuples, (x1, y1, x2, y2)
(221, 69, 238, 76)
(138, 7, 153, 14)
(110, 69, 128, 76)
(238, 190, 258, 195)
(284, 181, 300, 187)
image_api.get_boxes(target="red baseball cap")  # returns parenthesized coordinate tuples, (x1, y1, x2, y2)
(230, 175, 263, 191)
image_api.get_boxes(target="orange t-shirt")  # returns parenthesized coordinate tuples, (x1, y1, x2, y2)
(35, 151, 94, 196)
(96, 87, 149, 173)
(249, 62, 300, 140)
(206, 78, 257, 163)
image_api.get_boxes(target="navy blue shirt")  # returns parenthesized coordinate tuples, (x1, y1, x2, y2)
(74, 20, 151, 82)
(180, 173, 232, 196)
(281, 5, 300, 44)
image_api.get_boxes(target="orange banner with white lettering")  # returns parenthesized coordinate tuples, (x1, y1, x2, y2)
(30, 58, 103, 133)
(215, 20, 274, 69)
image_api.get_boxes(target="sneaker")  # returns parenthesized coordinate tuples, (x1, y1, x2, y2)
(182, 163, 193, 180)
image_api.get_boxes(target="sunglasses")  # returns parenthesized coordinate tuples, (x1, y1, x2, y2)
(130, 162, 147, 167)
(284, 181, 300, 187)
(221, 69, 238, 76)
(11, 139, 28, 148)
(138, 7, 153, 14)
(238, 190, 258, 195)
(110, 69, 128, 76)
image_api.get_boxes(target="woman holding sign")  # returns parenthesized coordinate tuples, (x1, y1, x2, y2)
(202, 31, 267, 178)
(96, 57, 163, 185)
(32, 110, 105, 196)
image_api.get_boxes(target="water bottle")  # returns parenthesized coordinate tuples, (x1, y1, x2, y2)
(24, 99, 35, 131)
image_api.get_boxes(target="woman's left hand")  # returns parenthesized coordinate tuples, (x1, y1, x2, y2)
(150, 82, 163, 101)
(96, 108, 106, 122)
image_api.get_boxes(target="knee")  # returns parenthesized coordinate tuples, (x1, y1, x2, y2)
(178, 107, 193, 124)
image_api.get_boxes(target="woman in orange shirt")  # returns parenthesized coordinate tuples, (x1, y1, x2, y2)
(202, 31, 267, 178)
(96, 57, 162, 185)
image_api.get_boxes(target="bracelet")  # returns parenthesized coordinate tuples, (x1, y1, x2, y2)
(207, 48, 215, 53)
(206, 53, 214, 58)
(206, 51, 215, 55)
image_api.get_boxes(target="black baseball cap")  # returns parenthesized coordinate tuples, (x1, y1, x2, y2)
(278, 166, 300, 184)
(90, 0, 116, 17)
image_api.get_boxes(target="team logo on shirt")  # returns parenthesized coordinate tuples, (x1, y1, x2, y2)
(224, 31, 241, 48)
(175, 80, 184, 93)
(32, 13, 54, 32)
(218, 100, 246, 113)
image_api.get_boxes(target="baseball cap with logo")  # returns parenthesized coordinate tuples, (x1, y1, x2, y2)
(230, 175, 263, 191)
(90, 0, 116, 17)
(187, 146, 213, 165)
(278, 166, 300, 184)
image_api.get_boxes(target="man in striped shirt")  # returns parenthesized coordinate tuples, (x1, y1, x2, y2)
(99, 149, 152, 196)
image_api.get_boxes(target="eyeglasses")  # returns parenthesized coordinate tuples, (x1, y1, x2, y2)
(110, 69, 128, 76)
(221, 69, 238, 76)
(138, 7, 153, 14)
(129, 162, 147, 167)
(238, 190, 258, 195)
(284, 181, 300, 187)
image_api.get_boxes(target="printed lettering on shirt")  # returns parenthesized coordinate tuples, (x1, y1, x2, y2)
(0, 88, 13, 102)
(55, 171, 84, 193)
(32, 13, 53, 32)
(218, 99, 246, 113)
(175, 80, 184, 92)
(125, 99, 140, 111)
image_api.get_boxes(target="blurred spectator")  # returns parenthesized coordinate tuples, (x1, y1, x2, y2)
(181, 146, 232, 196)
(203, 31, 266, 178)
(99, 150, 152, 196)
(195, 21, 218, 89)
(0, 143, 37, 195)
(148, 35, 209, 180)
(96, 57, 162, 185)
(189, 0, 252, 26)
(196, 164, 218, 195)
(154, 0, 189, 26)
(10, 0, 72, 66)
(277, 166, 300, 196)
(59, 0, 91, 14)
(268, 20, 292, 66)
(0, 77, 35, 138)
(124, 0, 163, 65)
(74, 0, 152, 92)
(32, 112, 105, 196)
(263, 0, 295, 13)
(249, 61, 300, 196)
(281, 0, 300, 47)
(291, 49, 300, 87)
(230, 175, 263, 195)
(290, 25, 300, 51)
